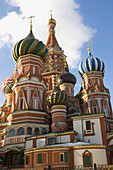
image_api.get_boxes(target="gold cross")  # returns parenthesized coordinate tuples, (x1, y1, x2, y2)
(86, 41, 90, 48)
(86, 41, 91, 54)
(28, 16, 35, 30)
(49, 10, 53, 19)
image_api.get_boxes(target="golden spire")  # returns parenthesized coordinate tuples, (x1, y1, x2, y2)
(79, 76, 82, 87)
(28, 16, 35, 31)
(49, 10, 53, 19)
(86, 41, 91, 55)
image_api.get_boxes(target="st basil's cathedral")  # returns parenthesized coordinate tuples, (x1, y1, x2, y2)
(0, 14, 113, 170)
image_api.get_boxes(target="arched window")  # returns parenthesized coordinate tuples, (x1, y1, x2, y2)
(33, 97, 38, 109)
(27, 127, 32, 135)
(9, 129, 15, 137)
(34, 127, 39, 135)
(42, 128, 46, 134)
(17, 127, 24, 135)
(60, 153, 64, 162)
(55, 117, 58, 126)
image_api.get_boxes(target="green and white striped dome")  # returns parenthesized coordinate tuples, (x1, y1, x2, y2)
(12, 30, 48, 62)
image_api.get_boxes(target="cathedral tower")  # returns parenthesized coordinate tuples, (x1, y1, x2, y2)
(79, 44, 112, 118)
(42, 13, 68, 96)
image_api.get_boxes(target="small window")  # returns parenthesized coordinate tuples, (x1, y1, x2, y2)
(9, 129, 15, 137)
(20, 98, 23, 110)
(38, 154, 42, 163)
(86, 121, 91, 130)
(17, 127, 24, 135)
(48, 138, 55, 145)
(25, 156, 29, 165)
(35, 127, 39, 135)
(42, 128, 46, 134)
(60, 153, 64, 162)
(55, 117, 58, 126)
(27, 127, 32, 135)
(33, 97, 38, 109)
(33, 66, 35, 74)
(93, 107, 97, 114)
(24, 66, 27, 74)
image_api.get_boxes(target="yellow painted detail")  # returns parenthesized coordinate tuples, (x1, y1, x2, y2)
(19, 38, 28, 55)
(71, 113, 104, 119)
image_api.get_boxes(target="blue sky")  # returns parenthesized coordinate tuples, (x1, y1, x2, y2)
(0, 0, 113, 109)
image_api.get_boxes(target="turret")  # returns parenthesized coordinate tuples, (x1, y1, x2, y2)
(79, 43, 112, 118)
(47, 86, 69, 132)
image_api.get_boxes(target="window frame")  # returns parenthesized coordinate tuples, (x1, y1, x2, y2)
(37, 153, 42, 164)
(60, 153, 64, 162)
(86, 121, 91, 131)
(55, 117, 58, 126)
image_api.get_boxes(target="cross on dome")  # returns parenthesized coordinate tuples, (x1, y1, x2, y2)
(49, 10, 53, 19)
(86, 41, 91, 55)
(28, 16, 35, 30)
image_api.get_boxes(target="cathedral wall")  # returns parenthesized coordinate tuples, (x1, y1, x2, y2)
(74, 148, 108, 166)
(73, 115, 105, 145)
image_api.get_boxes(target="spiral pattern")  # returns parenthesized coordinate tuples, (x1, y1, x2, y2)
(58, 67, 76, 85)
(12, 30, 48, 63)
(47, 87, 69, 107)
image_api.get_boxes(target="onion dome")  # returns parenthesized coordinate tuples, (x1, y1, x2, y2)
(1, 66, 19, 94)
(58, 67, 76, 85)
(47, 86, 69, 107)
(12, 22, 48, 63)
(79, 45, 105, 76)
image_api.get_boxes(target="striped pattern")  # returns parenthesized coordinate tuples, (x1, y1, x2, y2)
(47, 89, 69, 107)
(3, 83, 14, 94)
(58, 71, 76, 85)
(79, 54, 105, 76)
(1, 72, 19, 94)
(12, 30, 48, 63)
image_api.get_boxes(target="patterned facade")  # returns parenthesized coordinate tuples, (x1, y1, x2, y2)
(0, 15, 113, 169)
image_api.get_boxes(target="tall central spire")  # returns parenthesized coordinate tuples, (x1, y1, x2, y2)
(46, 12, 59, 48)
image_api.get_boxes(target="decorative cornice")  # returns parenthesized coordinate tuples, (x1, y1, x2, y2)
(25, 130, 76, 140)
(71, 113, 104, 119)
(25, 144, 107, 153)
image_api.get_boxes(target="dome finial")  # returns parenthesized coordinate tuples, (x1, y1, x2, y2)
(28, 16, 35, 31)
(48, 10, 56, 26)
(49, 10, 53, 19)
(86, 41, 91, 55)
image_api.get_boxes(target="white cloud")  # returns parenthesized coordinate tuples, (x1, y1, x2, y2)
(0, 0, 96, 68)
